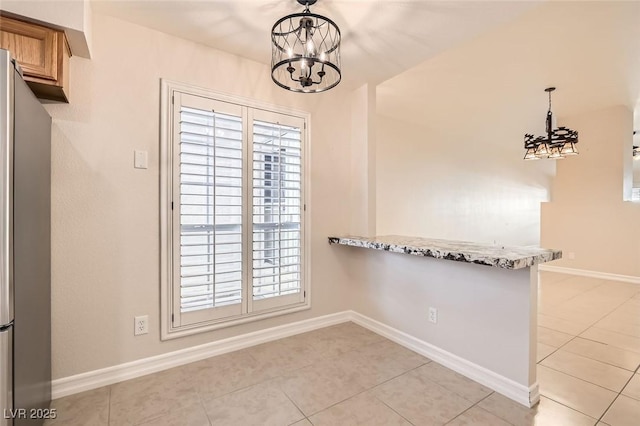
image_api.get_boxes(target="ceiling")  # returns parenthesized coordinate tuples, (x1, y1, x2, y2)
(92, 0, 542, 88)
(377, 1, 640, 126)
(90, 0, 640, 125)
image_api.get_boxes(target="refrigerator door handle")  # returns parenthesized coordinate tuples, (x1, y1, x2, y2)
(0, 326, 13, 426)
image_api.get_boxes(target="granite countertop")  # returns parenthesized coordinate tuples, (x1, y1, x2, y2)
(328, 235, 562, 270)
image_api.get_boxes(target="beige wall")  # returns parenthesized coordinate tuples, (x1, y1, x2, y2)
(376, 114, 553, 246)
(44, 13, 355, 379)
(541, 106, 640, 277)
(374, 1, 640, 248)
(341, 246, 537, 387)
(349, 84, 376, 237)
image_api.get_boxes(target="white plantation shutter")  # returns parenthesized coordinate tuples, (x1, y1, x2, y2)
(173, 94, 245, 326)
(165, 88, 307, 332)
(250, 111, 305, 312)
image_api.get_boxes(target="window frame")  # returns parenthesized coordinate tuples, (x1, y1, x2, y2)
(160, 79, 311, 340)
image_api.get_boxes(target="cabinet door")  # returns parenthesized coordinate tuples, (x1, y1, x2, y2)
(0, 16, 59, 82)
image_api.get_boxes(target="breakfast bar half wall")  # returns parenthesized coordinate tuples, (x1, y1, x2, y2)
(329, 235, 561, 407)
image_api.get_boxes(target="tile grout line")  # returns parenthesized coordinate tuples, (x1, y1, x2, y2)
(620, 371, 640, 403)
(371, 361, 498, 426)
(551, 341, 640, 373)
(534, 394, 599, 424)
(536, 344, 561, 364)
(535, 327, 637, 423)
(194, 385, 213, 426)
(279, 385, 307, 423)
(541, 279, 606, 308)
(534, 279, 640, 423)
(186, 327, 390, 416)
(366, 362, 436, 426)
(537, 288, 640, 367)
(470, 395, 518, 426)
(539, 279, 634, 325)
(365, 364, 435, 426)
(373, 393, 417, 426)
(302, 360, 432, 419)
(587, 324, 640, 342)
(211, 327, 408, 421)
(537, 315, 594, 336)
(443, 391, 497, 425)
(193, 349, 320, 407)
(537, 333, 583, 364)
(538, 358, 635, 394)
(594, 363, 640, 424)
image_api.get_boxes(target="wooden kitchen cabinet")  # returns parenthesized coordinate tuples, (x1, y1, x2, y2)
(0, 14, 71, 102)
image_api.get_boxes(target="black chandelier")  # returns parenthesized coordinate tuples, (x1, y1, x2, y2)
(524, 87, 578, 160)
(271, 0, 341, 93)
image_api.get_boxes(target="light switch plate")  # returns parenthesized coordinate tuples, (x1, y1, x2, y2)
(134, 150, 148, 169)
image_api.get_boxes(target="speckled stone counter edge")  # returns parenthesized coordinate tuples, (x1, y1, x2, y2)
(328, 235, 562, 270)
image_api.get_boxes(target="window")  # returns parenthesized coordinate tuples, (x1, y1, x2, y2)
(160, 81, 309, 339)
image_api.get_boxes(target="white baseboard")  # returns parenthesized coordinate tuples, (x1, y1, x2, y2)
(349, 311, 539, 407)
(53, 310, 537, 408)
(51, 311, 351, 399)
(539, 265, 640, 285)
(529, 381, 541, 407)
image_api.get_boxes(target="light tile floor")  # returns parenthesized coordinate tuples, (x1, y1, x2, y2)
(46, 272, 640, 425)
(536, 272, 640, 426)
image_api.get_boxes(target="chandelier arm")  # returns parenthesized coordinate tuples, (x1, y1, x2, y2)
(272, 24, 304, 37)
(310, 65, 326, 85)
(313, 20, 328, 29)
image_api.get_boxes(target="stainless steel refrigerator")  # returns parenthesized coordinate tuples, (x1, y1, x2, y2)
(0, 49, 52, 425)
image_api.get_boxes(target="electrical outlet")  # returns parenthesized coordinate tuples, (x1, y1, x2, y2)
(134, 315, 148, 336)
(428, 307, 438, 324)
